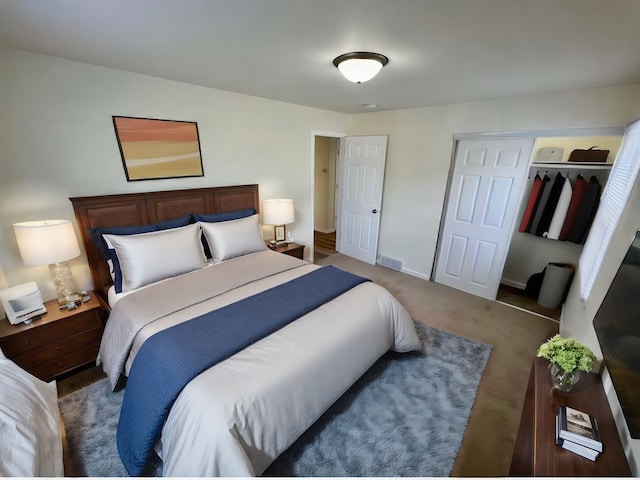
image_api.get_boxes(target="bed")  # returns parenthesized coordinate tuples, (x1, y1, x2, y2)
(70, 184, 421, 476)
(0, 346, 64, 477)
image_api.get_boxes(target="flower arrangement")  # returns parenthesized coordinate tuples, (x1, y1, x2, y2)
(537, 334, 597, 373)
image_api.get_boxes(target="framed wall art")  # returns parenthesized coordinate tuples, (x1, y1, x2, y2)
(112, 116, 204, 181)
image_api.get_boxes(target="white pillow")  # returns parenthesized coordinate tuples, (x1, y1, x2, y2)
(0, 357, 63, 476)
(199, 214, 267, 263)
(103, 223, 206, 292)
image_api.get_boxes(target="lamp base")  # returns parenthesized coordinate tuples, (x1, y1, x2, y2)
(48, 262, 81, 307)
(57, 292, 82, 307)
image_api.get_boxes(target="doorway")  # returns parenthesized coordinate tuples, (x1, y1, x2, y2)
(313, 134, 388, 265)
(314, 136, 338, 261)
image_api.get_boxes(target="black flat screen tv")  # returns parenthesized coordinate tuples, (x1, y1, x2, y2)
(593, 230, 640, 438)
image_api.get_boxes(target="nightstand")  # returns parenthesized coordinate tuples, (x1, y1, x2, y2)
(0, 291, 104, 382)
(269, 242, 305, 259)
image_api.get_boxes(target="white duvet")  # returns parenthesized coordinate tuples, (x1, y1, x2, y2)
(0, 348, 63, 477)
(99, 250, 420, 476)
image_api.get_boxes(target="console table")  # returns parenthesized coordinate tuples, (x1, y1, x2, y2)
(510, 356, 631, 476)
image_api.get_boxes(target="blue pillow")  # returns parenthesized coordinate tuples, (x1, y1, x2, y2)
(193, 208, 256, 223)
(153, 215, 195, 230)
(193, 209, 256, 258)
(110, 253, 124, 293)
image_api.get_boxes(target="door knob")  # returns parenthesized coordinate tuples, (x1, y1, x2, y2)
(372, 209, 378, 214)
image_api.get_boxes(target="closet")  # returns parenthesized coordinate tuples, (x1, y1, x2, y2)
(500, 135, 622, 318)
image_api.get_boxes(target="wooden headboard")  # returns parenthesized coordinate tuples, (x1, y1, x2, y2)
(70, 184, 259, 305)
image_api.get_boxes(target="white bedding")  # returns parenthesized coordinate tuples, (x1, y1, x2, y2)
(0, 348, 63, 477)
(100, 250, 420, 476)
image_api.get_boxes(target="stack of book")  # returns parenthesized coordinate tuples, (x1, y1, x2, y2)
(555, 405, 603, 461)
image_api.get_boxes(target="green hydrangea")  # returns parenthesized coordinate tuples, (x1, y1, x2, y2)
(537, 334, 596, 373)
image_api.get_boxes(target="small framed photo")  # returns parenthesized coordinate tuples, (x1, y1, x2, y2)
(275, 225, 286, 242)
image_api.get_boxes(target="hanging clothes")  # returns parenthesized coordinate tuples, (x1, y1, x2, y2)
(527, 173, 551, 234)
(558, 174, 589, 241)
(567, 176, 602, 244)
(518, 173, 544, 232)
(534, 172, 566, 237)
(545, 175, 573, 240)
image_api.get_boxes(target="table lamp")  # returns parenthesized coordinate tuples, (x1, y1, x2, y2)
(262, 199, 294, 246)
(13, 219, 82, 306)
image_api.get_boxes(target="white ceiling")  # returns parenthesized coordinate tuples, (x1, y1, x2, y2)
(1, 0, 640, 114)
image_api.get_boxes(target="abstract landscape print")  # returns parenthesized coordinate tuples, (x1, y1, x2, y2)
(113, 116, 204, 181)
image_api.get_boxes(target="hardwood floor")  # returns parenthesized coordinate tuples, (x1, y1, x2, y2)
(57, 364, 105, 397)
(497, 283, 561, 321)
(59, 252, 559, 477)
(313, 230, 336, 261)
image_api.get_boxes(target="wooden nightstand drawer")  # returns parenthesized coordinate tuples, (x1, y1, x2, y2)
(0, 310, 98, 357)
(26, 342, 100, 381)
(10, 328, 101, 372)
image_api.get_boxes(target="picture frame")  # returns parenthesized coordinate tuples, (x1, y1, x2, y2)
(275, 225, 286, 242)
(112, 116, 204, 181)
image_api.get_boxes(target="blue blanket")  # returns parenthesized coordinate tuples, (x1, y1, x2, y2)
(116, 265, 369, 475)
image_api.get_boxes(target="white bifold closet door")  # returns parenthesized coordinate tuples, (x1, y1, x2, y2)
(435, 138, 534, 300)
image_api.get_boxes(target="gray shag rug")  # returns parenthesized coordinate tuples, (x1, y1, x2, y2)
(59, 322, 491, 477)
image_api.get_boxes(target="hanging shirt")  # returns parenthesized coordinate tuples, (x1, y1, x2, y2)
(527, 174, 552, 234)
(534, 172, 566, 237)
(567, 176, 602, 244)
(518, 173, 544, 233)
(545, 175, 573, 240)
(558, 174, 589, 241)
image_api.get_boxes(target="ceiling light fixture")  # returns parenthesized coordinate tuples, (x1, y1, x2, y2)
(333, 52, 389, 84)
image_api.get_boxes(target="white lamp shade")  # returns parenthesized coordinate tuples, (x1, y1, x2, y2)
(337, 58, 385, 83)
(262, 199, 295, 225)
(13, 220, 81, 266)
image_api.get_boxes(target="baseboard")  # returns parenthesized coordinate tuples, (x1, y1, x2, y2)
(500, 278, 526, 290)
(376, 262, 431, 281)
(399, 266, 430, 281)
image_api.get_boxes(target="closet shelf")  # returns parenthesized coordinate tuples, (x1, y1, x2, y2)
(530, 162, 612, 170)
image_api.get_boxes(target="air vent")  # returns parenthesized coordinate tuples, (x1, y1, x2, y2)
(378, 256, 403, 271)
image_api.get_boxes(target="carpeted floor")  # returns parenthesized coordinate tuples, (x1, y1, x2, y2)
(313, 253, 559, 476)
(59, 322, 491, 477)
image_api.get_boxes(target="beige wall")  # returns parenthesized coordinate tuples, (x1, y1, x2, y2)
(0, 47, 347, 299)
(347, 87, 640, 279)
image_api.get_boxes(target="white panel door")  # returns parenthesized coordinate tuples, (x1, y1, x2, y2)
(434, 138, 534, 299)
(337, 136, 387, 265)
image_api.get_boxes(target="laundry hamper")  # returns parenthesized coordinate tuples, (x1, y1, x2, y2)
(537, 262, 575, 309)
